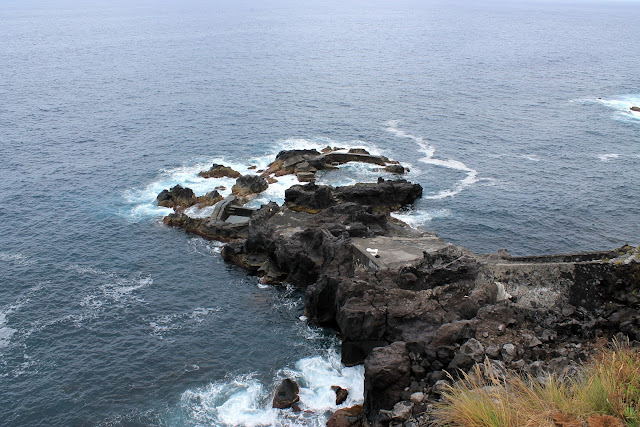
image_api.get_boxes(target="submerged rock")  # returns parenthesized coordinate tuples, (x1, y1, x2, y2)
(272, 378, 300, 409)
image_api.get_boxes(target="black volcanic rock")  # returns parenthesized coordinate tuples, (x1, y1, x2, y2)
(156, 184, 196, 208)
(232, 175, 269, 196)
(285, 182, 334, 210)
(272, 378, 299, 409)
(364, 342, 410, 419)
(334, 178, 422, 210)
(198, 163, 241, 179)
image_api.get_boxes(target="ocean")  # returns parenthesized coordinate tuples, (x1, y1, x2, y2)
(1, 0, 639, 425)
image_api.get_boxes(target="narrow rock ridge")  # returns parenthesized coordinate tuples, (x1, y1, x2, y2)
(155, 149, 640, 426)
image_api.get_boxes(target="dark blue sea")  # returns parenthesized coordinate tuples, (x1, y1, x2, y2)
(1, 0, 639, 425)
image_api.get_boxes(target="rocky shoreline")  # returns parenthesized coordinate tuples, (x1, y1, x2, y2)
(156, 149, 640, 426)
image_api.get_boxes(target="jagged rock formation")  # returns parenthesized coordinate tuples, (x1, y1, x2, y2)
(154, 151, 640, 426)
(156, 185, 222, 210)
(263, 147, 408, 183)
(198, 163, 241, 179)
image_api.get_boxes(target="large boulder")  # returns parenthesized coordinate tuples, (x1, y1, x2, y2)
(198, 163, 241, 179)
(272, 378, 299, 409)
(156, 184, 196, 208)
(327, 405, 364, 427)
(232, 175, 269, 196)
(364, 342, 411, 422)
(265, 149, 322, 175)
(285, 182, 335, 210)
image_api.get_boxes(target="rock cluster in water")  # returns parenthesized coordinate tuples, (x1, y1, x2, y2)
(155, 149, 640, 426)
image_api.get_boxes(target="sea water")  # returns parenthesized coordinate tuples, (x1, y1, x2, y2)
(1, 0, 639, 425)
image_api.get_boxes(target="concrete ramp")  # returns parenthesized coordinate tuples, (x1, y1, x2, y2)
(351, 235, 450, 271)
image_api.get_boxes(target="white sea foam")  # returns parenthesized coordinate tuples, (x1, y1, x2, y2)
(65, 264, 112, 276)
(179, 347, 364, 427)
(78, 275, 152, 322)
(391, 208, 451, 229)
(0, 283, 45, 346)
(149, 307, 221, 338)
(521, 154, 541, 162)
(596, 95, 640, 122)
(293, 349, 365, 412)
(186, 238, 224, 256)
(0, 251, 33, 266)
(100, 276, 152, 302)
(276, 137, 383, 156)
(598, 153, 621, 162)
(385, 120, 478, 199)
(0, 312, 17, 350)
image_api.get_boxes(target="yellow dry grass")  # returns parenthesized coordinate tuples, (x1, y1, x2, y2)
(433, 340, 640, 427)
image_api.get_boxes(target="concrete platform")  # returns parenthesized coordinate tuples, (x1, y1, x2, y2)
(351, 235, 451, 271)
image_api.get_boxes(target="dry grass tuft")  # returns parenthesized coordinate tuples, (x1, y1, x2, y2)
(434, 340, 639, 427)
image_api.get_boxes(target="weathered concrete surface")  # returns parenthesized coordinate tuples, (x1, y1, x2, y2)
(352, 235, 451, 271)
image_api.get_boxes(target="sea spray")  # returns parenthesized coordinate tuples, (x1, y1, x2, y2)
(178, 346, 364, 427)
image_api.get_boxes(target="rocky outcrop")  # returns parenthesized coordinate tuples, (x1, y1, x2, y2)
(157, 185, 222, 209)
(272, 378, 300, 409)
(364, 342, 411, 420)
(284, 179, 422, 212)
(232, 175, 269, 196)
(334, 178, 422, 211)
(263, 148, 408, 182)
(198, 163, 241, 179)
(157, 184, 196, 208)
(154, 151, 640, 426)
(163, 212, 248, 242)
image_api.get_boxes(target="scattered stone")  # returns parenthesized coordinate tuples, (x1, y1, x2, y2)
(272, 378, 300, 409)
(432, 379, 450, 395)
(332, 385, 349, 405)
(409, 392, 425, 403)
(389, 401, 413, 421)
(528, 336, 543, 347)
(485, 345, 500, 359)
(501, 343, 517, 362)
